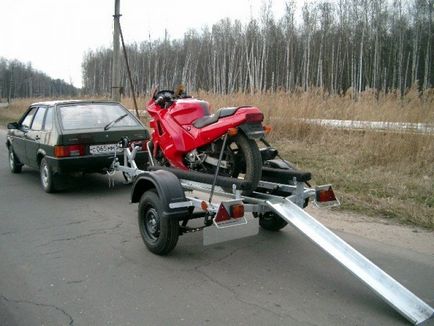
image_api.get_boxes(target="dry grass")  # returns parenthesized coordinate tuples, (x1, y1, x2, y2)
(0, 98, 36, 125)
(1, 90, 433, 228)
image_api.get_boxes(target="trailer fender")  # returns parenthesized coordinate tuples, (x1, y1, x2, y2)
(130, 170, 189, 218)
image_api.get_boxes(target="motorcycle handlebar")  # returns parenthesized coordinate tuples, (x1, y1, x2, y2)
(155, 93, 174, 108)
(155, 96, 165, 106)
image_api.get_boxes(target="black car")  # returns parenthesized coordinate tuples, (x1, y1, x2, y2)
(6, 100, 150, 192)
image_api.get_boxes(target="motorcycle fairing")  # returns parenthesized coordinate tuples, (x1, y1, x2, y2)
(147, 98, 263, 169)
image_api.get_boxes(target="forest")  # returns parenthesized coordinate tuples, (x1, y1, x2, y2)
(0, 58, 78, 100)
(82, 0, 433, 98)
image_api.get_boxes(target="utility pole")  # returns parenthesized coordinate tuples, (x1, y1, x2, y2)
(111, 0, 121, 102)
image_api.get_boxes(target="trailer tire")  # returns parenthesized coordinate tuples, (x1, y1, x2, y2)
(259, 212, 287, 231)
(138, 190, 179, 255)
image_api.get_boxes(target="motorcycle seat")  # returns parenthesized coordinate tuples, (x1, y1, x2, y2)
(193, 107, 239, 129)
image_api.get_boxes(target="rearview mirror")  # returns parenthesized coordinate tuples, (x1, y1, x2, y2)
(7, 122, 19, 129)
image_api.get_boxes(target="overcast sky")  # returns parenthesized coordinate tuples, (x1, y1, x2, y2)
(0, 0, 307, 88)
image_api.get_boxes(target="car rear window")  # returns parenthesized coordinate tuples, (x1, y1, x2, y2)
(58, 103, 140, 130)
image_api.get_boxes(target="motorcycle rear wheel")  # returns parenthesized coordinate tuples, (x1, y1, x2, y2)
(210, 133, 262, 194)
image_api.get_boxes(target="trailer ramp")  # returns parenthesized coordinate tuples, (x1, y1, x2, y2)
(267, 197, 434, 325)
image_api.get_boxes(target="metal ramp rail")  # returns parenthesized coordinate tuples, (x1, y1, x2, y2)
(267, 197, 434, 325)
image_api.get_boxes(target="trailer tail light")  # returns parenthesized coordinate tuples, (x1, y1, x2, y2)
(201, 201, 208, 211)
(230, 204, 244, 218)
(245, 112, 264, 123)
(214, 200, 247, 228)
(54, 144, 85, 157)
(314, 185, 340, 208)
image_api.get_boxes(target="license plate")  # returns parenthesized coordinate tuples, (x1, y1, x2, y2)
(89, 144, 120, 155)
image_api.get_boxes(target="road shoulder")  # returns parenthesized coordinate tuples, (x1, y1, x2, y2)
(308, 206, 434, 255)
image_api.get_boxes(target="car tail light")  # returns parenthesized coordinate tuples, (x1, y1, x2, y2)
(245, 112, 264, 123)
(54, 144, 85, 157)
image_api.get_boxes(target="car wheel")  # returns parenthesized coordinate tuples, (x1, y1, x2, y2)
(40, 157, 57, 193)
(8, 148, 22, 174)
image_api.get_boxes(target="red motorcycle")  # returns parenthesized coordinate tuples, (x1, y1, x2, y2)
(146, 87, 275, 191)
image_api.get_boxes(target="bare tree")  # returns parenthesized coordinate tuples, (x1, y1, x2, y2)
(80, 0, 433, 97)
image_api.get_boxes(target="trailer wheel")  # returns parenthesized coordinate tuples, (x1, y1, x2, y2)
(138, 190, 179, 255)
(259, 212, 287, 231)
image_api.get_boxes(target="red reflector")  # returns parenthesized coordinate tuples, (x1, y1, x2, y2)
(245, 112, 264, 123)
(215, 204, 231, 223)
(54, 145, 85, 157)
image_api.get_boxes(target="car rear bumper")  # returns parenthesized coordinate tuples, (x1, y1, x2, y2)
(46, 151, 148, 174)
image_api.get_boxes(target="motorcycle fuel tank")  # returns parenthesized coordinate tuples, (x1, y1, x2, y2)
(169, 99, 210, 126)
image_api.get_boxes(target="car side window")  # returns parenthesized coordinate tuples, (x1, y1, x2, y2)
(44, 107, 53, 131)
(31, 107, 47, 131)
(21, 107, 38, 129)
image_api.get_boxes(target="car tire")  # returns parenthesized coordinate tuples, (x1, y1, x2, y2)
(138, 190, 179, 255)
(40, 157, 58, 193)
(8, 148, 22, 174)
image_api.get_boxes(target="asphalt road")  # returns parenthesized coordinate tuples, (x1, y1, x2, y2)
(1, 130, 433, 326)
